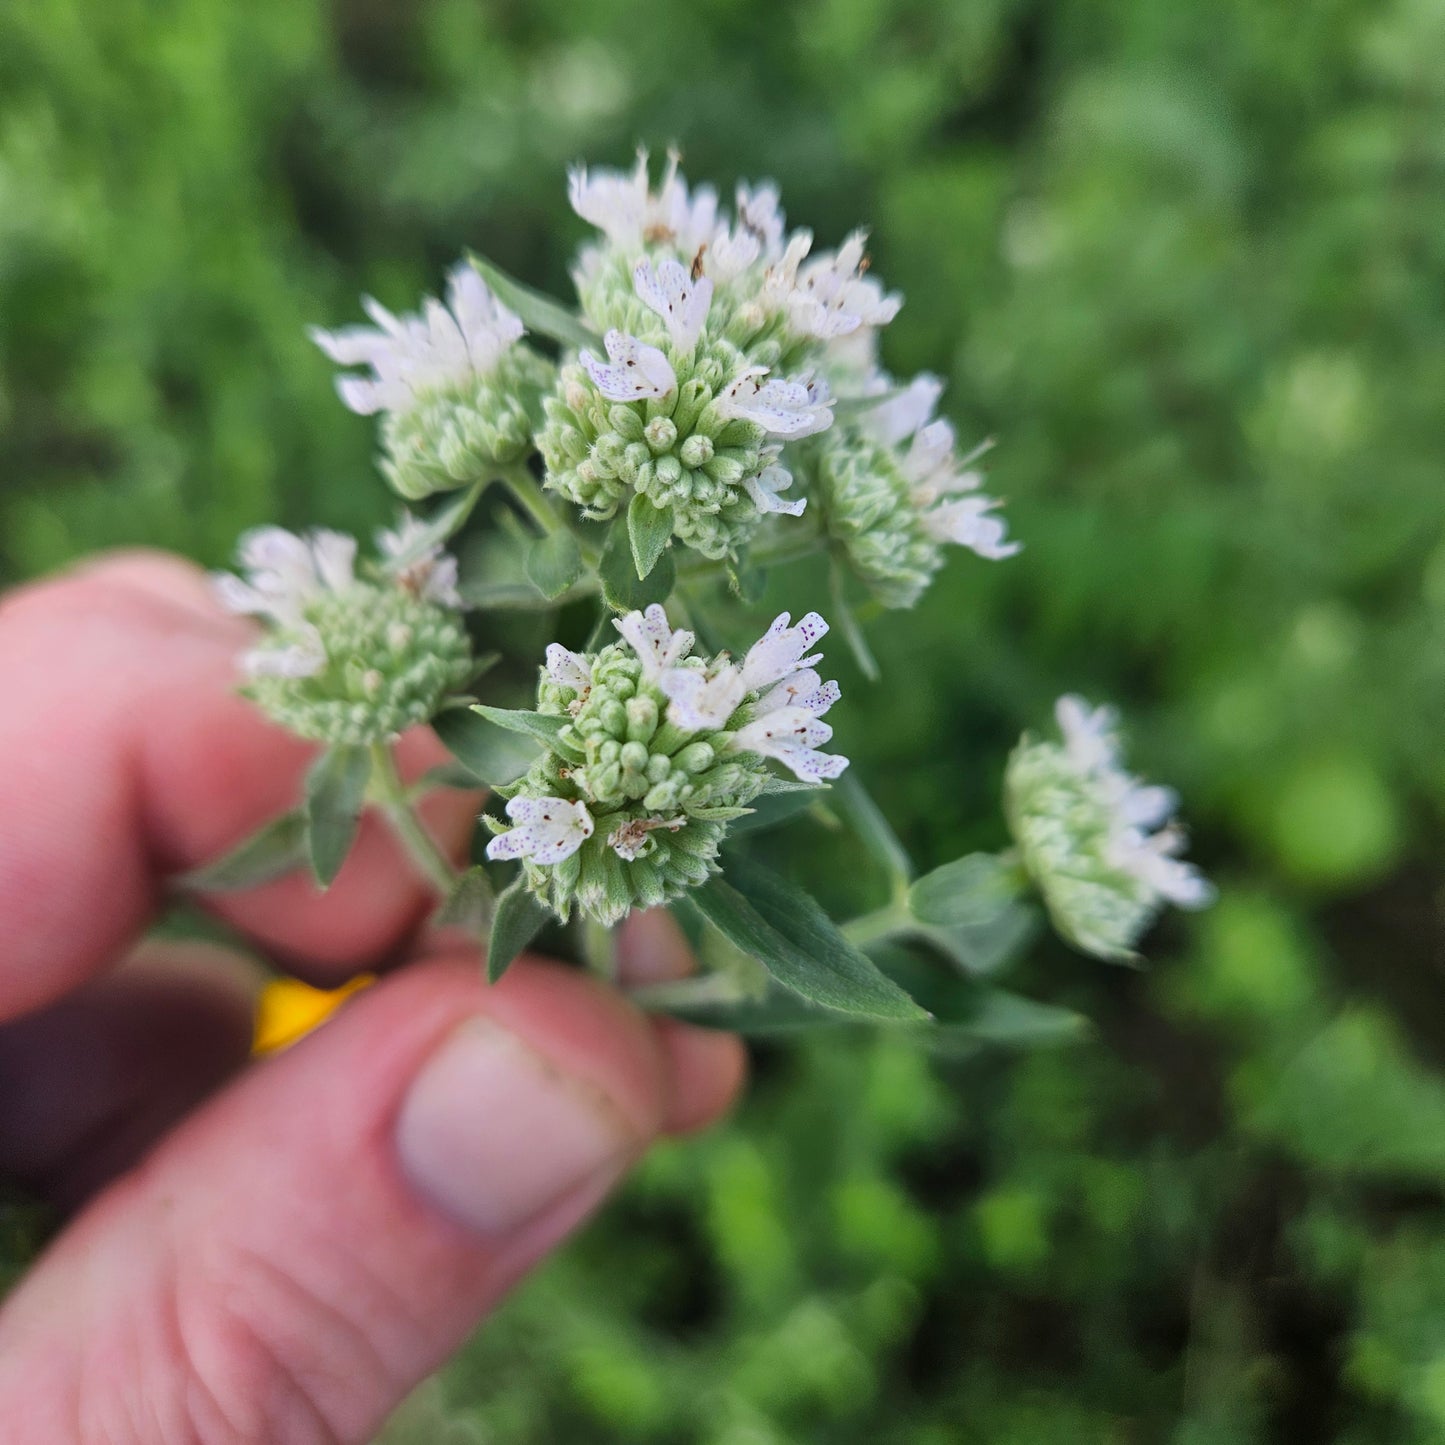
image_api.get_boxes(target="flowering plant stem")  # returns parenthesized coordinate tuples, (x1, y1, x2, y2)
(369, 743, 461, 897)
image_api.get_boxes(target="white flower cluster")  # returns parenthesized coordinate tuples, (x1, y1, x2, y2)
(310, 263, 525, 418)
(213, 521, 471, 745)
(1006, 695, 1212, 960)
(486, 605, 846, 871)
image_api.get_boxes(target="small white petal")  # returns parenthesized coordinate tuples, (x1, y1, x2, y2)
(742, 453, 807, 517)
(865, 373, 944, 447)
(632, 257, 713, 354)
(241, 627, 327, 680)
(740, 611, 829, 692)
(716, 369, 833, 438)
(486, 797, 594, 865)
(545, 644, 593, 691)
(920, 498, 1021, 560)
(660, 665, 747, 731)
(615, 605, 695, 681)
(581, 330, 678, 402)
(756, 669, 840, 718)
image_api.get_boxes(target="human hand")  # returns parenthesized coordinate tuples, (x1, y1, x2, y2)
(0, 552, 745, 1443)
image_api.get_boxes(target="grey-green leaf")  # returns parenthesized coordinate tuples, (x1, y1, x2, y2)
(909, 852, 1025, 928)
(180, 810, 309, 892)
(523, 530, 584, 599)
(626, 493, 674, 580)
(488, 877, 551, 983)
(432, 708, 541, 786)
(435, 866, 496, 935)
(692, 857, 928, 1021)
(471, 704, 571, 751)
(304, 745, 373, 888)
(467, 253, 603, 354)
(389, 480, 487, 566)
(599, 521, 675, 611)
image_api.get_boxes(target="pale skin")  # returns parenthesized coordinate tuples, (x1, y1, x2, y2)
(0, 551, 746, 1443)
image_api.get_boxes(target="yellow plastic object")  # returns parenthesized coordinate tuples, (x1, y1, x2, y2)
(253, 974, 376, 1056)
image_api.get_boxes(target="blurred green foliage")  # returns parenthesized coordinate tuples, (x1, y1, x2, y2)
(5, 0, 1445, 1437)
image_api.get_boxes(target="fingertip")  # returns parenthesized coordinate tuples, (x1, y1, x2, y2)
(653, 1018, 748, 1136)
(616, 907, 696, 987)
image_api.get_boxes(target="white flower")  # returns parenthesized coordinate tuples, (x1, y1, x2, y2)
(213, 526, 359, 681)
(1055, 695, 1122, 773)
(615, 605, 696, 680)
(657, 611, 848, 780)
(754, 668, 840, 719)
(632, 257, 713, 355)
(707, 182, 787, 281)
(310, 262, 523, 416)
(739, 611, 829, 691)
(568, 149, 718, 254)
(375, 514, 461, 606)
(660, 663, 748, 731)
(607, 814, 686, 861)
(741, 446, 807, 517)
(545, 644, 593, 692)
(581, 329, 678, 402)
(752, 228, 901, 340)
(728, 709, 849, 783)
(861, 375, 1020, 562)
(715, 368, 833, 438)
(486, 797, 595, 865)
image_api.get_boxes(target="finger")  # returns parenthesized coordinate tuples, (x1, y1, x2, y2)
(0, 941, 259, 1211)
(0, 953, 744, 1444)
(0, 555, 480, 1022)
(613, 909, 747, 1131)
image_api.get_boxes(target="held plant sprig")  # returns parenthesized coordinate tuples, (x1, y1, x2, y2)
(197, 151, 1214, 1036)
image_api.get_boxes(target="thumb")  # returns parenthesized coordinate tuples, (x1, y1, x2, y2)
(0, 952, 742, 1444)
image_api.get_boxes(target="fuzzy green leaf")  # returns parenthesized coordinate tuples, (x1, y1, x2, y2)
(693, 857, 928, 1021)
(389, 480, 488, 565)
(909, 852, 1025, 928)
(468, 253, 602, 354)
(471, 704, 571, 750)
(726, 790, 821, 836)
(432, 708, 541, 787)
(599, 521, 675, 611)
(627, 492, 674, 580)
(435, 866, 496, 935)
(523, 530, 584, 599)
(180, 810, 309, 892)
(304, 745, 373, 888)
(488, 877, 550, 983)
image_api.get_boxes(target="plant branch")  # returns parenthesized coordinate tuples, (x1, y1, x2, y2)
(369, 743, 460, 897)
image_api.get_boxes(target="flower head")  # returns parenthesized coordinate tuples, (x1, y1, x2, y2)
(312, 261, 553, 500)
(214, 525, 471, 745)
(1005, 696, 1213, 961)
(485, 605, 847, 924)
(818, 372, 1017, 607)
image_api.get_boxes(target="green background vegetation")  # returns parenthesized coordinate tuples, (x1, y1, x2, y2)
(4, 0, 1445, 1437)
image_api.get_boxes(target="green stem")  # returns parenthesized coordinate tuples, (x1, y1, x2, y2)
(625, 973, 747, 1011)
(369, 744, 460, 897)
(842, 901, 916, 949)
(503, 467, 567, 537)
(580, 918, 617, 980)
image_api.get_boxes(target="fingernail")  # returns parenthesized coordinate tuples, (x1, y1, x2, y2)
(396, 1019, 635, 1236)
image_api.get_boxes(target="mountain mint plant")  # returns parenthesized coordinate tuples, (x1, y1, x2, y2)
(198, 151, 1213, 1034)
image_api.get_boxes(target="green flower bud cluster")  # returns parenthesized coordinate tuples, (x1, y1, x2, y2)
(381, 346, 554, 501)
(1004, 697, 1212, 962)
(816, 430, 946, 609)
(246, 585, 472, 746)
(493, 644, 771, 924)
(537, 345, 771, 560)
(1005, 739, 1159, 961)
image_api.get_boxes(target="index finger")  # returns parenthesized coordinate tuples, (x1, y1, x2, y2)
(0, 552, 480, 1023)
